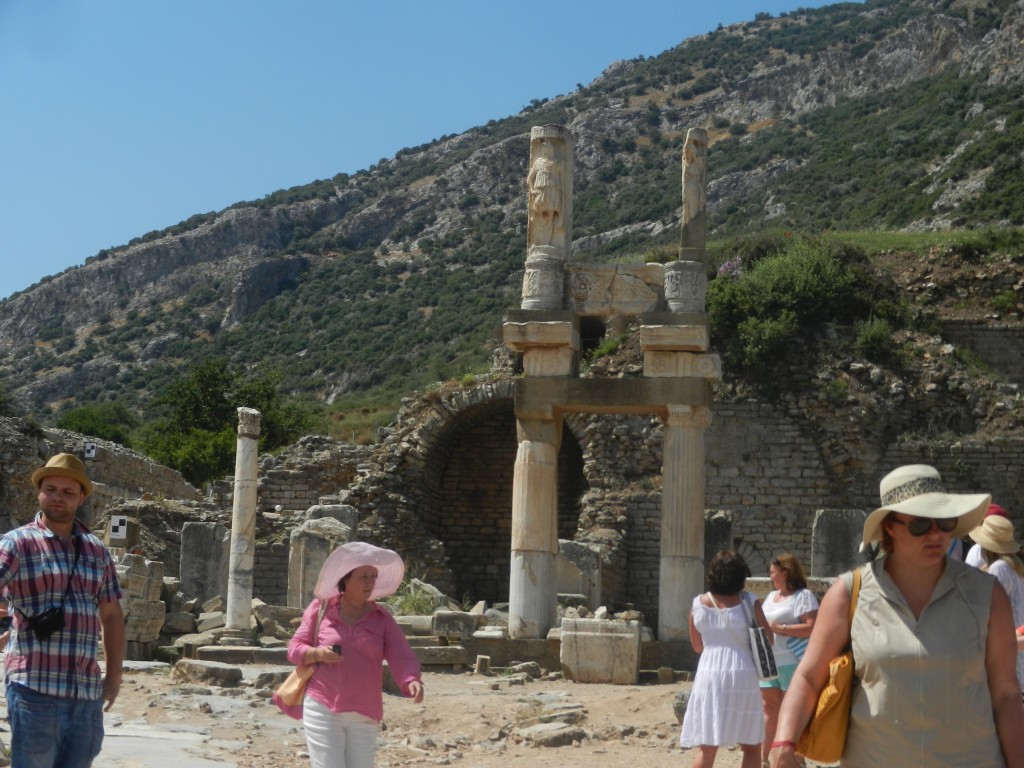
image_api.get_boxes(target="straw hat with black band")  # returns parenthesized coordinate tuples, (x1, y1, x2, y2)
(862, 464, 990, 546)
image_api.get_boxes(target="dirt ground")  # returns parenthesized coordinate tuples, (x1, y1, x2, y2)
(105, 663, 769, 768)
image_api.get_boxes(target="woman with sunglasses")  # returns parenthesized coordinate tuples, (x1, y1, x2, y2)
(770, 464, 1024, 768)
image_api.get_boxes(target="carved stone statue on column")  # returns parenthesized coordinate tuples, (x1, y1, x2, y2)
(679, 127, 708, 261)
(522, 125, 573, 310)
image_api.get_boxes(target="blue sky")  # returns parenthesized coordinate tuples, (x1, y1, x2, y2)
(1, 0, 848, 300)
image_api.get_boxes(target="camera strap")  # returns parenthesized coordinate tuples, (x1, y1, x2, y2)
(14, 534, 82, 622)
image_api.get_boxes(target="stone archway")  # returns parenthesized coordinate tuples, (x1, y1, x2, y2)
(412, 389, 587, 605)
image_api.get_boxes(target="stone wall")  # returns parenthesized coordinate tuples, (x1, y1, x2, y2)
(254, 539, 290, 606)
(253, 435, 372, 515)
(941, 321, 1024, 381)
(0, 418, 201, 529)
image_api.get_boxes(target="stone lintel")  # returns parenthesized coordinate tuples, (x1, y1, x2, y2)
(503, 321, 580, 352)
(504, 309, 579, 325)
(515, 377, 712, 421)
(639, 325, 708, 352)
(640, 311, 707, 327)
(644, 351, 722, 380)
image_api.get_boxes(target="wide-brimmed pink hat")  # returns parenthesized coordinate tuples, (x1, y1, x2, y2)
(313, 541, 405, 601)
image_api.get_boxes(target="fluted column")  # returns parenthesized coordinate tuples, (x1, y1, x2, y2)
(508, 417, 560, 638)
(659, 404, 712, 640)
(222, 407, 261, 645)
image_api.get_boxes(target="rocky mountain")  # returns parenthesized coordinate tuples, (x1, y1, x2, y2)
(1, 0, 1023, 423)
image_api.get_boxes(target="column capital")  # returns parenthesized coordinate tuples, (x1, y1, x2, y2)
(237, 407, 262, 438)
(665, 403, 712, 430)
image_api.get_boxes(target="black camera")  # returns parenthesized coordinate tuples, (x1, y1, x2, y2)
(0, 616, 12, 633)
(331, 644, 342, 655)
(26, 606, 65, 642)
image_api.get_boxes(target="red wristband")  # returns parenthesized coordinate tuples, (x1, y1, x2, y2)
(771, 741, 797, 750)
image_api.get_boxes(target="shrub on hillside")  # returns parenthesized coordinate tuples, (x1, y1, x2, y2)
(709, 238, 853, 373)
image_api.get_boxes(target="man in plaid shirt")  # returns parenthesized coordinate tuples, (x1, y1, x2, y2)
(0, 453, 124, 768)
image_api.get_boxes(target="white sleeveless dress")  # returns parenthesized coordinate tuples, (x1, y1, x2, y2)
(679, 592, 764, 747)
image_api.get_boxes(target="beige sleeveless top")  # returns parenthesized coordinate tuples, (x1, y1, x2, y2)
(842, 557, 1003, 767)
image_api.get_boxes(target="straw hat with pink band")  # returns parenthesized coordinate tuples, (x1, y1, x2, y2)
(313, 541, 405, 602)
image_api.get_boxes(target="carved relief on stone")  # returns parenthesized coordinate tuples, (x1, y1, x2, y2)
(664, 261, 708, 313)
(521, 253, 565, 311)
(566, 265, 662, 317)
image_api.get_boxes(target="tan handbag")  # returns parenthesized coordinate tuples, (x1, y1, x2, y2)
(272, 601, 328, 718)
(796, 567, 861, 763)
(274, 663, 315, 708)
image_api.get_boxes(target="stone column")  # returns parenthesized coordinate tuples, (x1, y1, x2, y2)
(522, 124, 573, 310)
(221, 407, 261, 646)
(679, 127, 708, 263)
(508, 417, 561, 638)
(659, 404, 712, 641)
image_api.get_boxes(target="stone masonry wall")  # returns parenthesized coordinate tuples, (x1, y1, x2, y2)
(941, 321, 1024, 382)
(0, 418, 201, 529)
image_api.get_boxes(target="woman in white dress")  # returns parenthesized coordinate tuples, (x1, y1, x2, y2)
(680, 550, 773, 768)
(759, 554, 818, 768)
(969, 515, 1024, 695)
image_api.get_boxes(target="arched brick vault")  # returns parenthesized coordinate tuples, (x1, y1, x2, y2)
(405, 387, 587, 605)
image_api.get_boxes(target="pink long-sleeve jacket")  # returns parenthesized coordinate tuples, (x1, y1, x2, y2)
(286, 596, 422, 722)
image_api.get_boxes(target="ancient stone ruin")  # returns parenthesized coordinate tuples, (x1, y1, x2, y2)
(4, 123, 1024, 682)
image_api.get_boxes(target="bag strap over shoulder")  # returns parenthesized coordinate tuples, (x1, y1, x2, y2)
(841, 568, 862, 656)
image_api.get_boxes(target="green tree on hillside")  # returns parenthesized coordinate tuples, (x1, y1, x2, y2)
(139, 358, 316, 486)
(57, 402, 140, 445)
(0, 385, 17, 417)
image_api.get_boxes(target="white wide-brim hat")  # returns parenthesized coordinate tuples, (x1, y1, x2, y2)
(969, 515, 1020, 555)
(313, 541, 405, 602)
(862, 464, 990, 546)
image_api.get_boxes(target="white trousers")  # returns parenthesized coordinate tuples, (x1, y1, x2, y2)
(303, 695, 379, 768)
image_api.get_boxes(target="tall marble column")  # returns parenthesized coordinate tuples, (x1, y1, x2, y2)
(508, 417, 560, 638)
(659, 404, 712, 640)
(221, 407, 261, 646)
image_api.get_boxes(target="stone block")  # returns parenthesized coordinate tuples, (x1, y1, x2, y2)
(811, 508, 866, 577)
(432, 610, 476, 640)
(560, 618, 640, 684)
(413, 645, 467, 667)
(395, 615, 434, 636)
(162, 611, 197, 634)
(197, 611, 226, 633)
(171, 658, 243, 688)
(639, 324, 709, 352)
(643, 350, 721, 380)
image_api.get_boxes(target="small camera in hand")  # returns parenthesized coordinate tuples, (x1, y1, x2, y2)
(331, 644, 342, 654)
(26, 606, 65, 642)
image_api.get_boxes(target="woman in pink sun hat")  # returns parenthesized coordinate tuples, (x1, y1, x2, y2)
(284, 541, 424, 768)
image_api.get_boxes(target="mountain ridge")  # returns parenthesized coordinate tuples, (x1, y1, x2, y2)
(2, 0, 1023, 424)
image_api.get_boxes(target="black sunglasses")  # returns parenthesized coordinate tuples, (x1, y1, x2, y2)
(891, 516, 958, 537)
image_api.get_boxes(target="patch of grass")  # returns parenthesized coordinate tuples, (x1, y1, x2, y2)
(854, 316, 895, 363)
(819, 377, 851, 406)
(327, 392, 402, 445)
(382, 579, 444, 615)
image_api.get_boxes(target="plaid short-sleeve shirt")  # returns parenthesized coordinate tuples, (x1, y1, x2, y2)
(0, 512, 122, 700)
